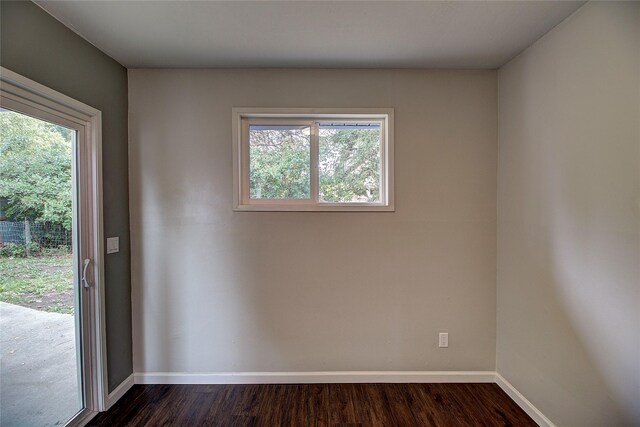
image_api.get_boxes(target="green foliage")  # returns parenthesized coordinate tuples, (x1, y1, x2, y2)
(0, 110, 73, 229)
(319, 128, 380, 203)
(0, 242, 42, 258)
(0, 243, 26, 257)
(249, 127, 310, 199)
(248, 125, 381, 202)
(26, 241, 42, 256)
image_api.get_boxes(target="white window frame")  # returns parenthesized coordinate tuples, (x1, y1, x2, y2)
(232, 108, 394, 211)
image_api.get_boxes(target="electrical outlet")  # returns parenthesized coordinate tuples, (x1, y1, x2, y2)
(439, 332, 449, 348)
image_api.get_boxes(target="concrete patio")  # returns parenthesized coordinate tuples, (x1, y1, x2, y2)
(0, 302, 80, 427)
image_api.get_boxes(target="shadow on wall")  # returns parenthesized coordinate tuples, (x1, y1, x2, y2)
(545, 150, 639, 425)
(499, 174, 638, 426)
(498, 69, 639, 425)
(497, 4, 640, 423)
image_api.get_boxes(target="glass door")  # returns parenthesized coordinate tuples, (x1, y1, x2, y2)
(0, 104, 94, 426)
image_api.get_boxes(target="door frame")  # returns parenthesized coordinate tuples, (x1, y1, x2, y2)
(0, 66, 108, 422)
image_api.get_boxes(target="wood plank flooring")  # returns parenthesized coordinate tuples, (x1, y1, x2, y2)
(89, 383, 536, 426)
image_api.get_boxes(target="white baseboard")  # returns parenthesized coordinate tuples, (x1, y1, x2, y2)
(104, 373, 135, 410)
(495, 373, 555, 427)
(134, 370, 496, 385)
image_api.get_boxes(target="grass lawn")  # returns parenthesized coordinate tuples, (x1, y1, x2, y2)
(0, 253, 74, 314)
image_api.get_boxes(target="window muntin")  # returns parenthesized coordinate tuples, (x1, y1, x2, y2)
(234, 109, 393, 211)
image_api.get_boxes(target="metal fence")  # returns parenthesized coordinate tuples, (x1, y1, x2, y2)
(0, 221, 72, 249)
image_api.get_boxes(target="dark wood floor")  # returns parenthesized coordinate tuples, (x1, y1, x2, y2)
(89, 383, 536, 426)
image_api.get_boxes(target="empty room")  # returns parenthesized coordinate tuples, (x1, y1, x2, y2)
(0, 1, 638, 426)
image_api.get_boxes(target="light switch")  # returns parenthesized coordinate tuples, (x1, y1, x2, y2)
(106, 237, 119, 254)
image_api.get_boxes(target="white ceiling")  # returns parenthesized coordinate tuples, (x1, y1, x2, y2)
(36, 1, 585, 69)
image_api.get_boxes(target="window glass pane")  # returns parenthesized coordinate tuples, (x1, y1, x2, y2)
(319, 122, 381, 203)
(249, 124, 310, 199)
(0, 108, 82, 425)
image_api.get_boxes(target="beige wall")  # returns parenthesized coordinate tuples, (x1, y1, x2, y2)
(497, 2, 640, 426)
(129, 69, 497, 374)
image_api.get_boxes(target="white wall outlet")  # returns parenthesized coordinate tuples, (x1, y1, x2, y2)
(106, 237, 119, 254)
(439, 332, 449, 348)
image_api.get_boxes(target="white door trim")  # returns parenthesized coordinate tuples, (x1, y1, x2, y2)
(104, 373, 135, 410)
(0, 66, 108, 416)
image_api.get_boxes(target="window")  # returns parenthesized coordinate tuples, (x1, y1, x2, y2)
(233, 108, 394, 211)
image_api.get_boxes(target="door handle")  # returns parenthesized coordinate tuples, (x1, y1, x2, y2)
(82, 258, 92, 288)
